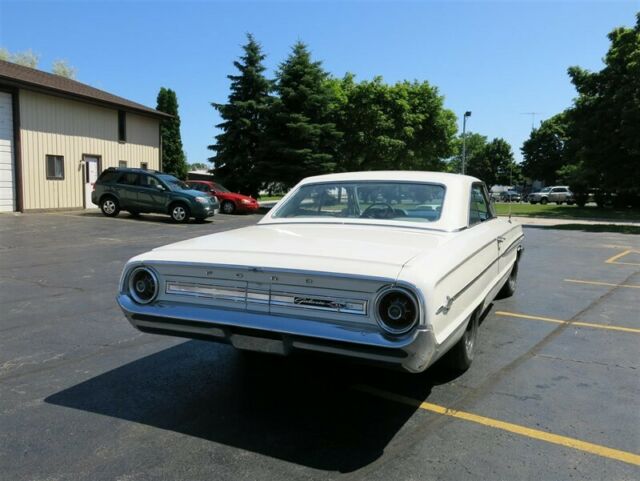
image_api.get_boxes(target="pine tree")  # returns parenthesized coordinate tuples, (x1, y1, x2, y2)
(209, 34, 271, 197)
(264, 42, 342, 188)
(156, 88, 188, 179)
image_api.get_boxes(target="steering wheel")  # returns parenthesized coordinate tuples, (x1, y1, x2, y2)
(361, 202, 396, 219)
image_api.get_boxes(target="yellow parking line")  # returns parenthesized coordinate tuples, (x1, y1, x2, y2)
(354, 385, 640, 466)
(564, 278, 640, 289)
(495, 311, 640, 334)
(605, 249, 640, 266)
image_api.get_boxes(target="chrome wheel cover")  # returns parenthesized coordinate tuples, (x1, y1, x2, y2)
(173, 206, 186, 221)
(103, 200, 116, 214)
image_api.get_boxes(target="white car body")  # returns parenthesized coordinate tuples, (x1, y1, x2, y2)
(117, 171, 524, 373)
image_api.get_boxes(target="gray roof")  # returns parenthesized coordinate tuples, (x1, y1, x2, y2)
(0, 59, 171, 118)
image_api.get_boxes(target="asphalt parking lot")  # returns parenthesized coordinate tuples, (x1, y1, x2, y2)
(1, 211, 638, 480)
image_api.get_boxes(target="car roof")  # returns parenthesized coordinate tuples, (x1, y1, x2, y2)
(103, 167, 162, 175)
(298, 170, 480, 187)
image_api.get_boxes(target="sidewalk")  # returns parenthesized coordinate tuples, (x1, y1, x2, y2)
(501, 215, 640, 227)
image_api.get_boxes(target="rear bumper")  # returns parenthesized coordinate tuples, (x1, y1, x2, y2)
(117, 294, 436, 373)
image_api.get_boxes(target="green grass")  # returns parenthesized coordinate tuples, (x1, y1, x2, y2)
(536, 224, 640, 235)
(258, 195, 285, 202)
(494, 202, 640, 222)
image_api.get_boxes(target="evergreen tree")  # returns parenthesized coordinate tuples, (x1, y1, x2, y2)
(156, 87, 188, 179)
(264, 42, 342, 188)
(209, 34, 271, 197)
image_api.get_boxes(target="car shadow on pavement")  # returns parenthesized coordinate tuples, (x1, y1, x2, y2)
(45, 340, 458, 473)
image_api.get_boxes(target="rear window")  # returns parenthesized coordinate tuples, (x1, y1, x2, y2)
(273, 181, 445, 223)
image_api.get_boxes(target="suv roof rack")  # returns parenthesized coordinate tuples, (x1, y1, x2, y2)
(104, 167, 162, 174)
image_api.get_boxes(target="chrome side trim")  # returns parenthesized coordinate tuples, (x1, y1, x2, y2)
(436, 235, 524, 314)
(436, 224, 521, 286)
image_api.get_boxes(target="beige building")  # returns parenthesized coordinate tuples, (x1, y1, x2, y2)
(0, 59, 169, 212)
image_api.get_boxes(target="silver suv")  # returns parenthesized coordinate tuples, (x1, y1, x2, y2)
(528, 186, 574, 205)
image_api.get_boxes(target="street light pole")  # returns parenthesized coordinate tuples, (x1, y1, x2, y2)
(462, 111, 472, 175)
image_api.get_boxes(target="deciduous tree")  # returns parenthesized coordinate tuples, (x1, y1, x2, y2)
(566, 13, 640, 203)
(521, 114, 569, 185)
(335, 77, 456, 172)
(52, 59, 77, 79)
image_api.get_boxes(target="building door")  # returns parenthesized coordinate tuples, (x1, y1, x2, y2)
(83, 155, 100, 209)
(0, 92, 15, 212)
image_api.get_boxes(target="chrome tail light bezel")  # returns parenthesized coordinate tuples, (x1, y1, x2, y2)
(127, 266, 159, 305)
(374, 286, 420, 335)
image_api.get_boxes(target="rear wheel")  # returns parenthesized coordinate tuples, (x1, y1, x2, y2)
(170, 204, 190, 223)
(444, 310, 479, 374)
(497, 257, 519, 299)
(100, 197, 120, 217)
(221, 200, 236, 215)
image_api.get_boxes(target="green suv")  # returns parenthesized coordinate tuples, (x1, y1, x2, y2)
(92, 168, 220, 222)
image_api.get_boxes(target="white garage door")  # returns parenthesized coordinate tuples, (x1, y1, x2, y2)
(0, 92, 16, 212)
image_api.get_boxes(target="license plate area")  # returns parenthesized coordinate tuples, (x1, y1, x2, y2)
(230, 334, 289, 355)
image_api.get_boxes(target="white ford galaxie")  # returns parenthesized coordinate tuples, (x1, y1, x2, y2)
(118, 172, 524, 373)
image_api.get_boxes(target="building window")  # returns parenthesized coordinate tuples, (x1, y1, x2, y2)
(140, 162, 148, 170)
(119, 160, 128, 168)
(46, 155, 65, 180)
(118, 110, 126, 142)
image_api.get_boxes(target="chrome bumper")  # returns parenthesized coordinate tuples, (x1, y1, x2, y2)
(117, 294, 436, 373)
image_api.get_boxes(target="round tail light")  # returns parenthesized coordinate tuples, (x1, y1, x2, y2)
(375, 287, 419, 335)
(128, 267, 158, 304)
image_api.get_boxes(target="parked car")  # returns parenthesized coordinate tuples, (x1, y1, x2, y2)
(500, 190, 522, 202)
(186, 180, 259, 214)
(528, 186, 574, 205)
(93, 168, 220, 222)
(117, 171, 524, 374)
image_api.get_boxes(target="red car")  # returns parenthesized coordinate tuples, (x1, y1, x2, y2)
(186, 180, 259, 214)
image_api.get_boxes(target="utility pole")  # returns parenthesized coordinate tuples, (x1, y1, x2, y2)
(521, 112, 542, 131)
(462, 111, 472, 175)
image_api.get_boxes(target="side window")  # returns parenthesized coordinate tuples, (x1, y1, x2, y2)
(140, 174, 162, 189)
(117, 172, 140, 186)
(97, 170, 119, 183)
(469, 185, 492, 226)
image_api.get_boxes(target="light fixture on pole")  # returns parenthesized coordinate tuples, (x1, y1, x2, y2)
(462, 111, 472, 175)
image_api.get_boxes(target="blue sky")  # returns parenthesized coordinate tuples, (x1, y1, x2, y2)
(1, 1, 638, 164)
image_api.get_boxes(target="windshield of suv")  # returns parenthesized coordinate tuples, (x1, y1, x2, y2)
(273, 182, 445, 223)
(539, 187, 551, 193)
(159, 175, 190, 191)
